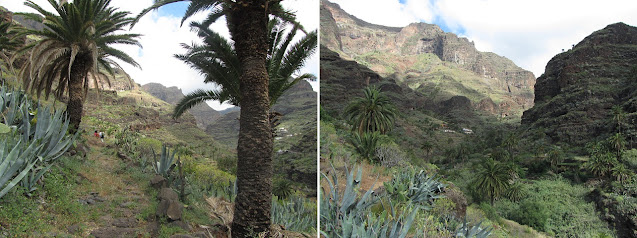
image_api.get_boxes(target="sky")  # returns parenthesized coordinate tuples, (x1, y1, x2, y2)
(2, 0, 319, 110)
(330, 0, 637, 78)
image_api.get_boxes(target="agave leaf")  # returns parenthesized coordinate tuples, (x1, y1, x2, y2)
(0, 157, 36, 199)
(0, 123, 9, 134)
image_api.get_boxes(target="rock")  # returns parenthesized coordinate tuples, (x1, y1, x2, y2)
(67, 224, 80, 234)
(117, 151, 132, 162)
(158, 188, 179, 201)
(166, 201, 183, 221)
(169, 235, 194, 238)
(168, 220, 191, 232)
(89, 227, 138, 238)
(112, 217, 137, 228)
(119, 201, 135, 208)
(156, 199, 170, 217)
(190, 231, 208, 238)
(150, 175, 167, 189)
(522, 23, 637, 146)
(146, 221, 160, 236)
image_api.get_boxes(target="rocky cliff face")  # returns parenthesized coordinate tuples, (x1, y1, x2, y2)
(522, 23, 637, 146)
(321, 0, 535, 116)
(141, 83, 221, 130)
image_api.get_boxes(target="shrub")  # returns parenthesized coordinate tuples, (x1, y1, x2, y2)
(375, 144, 407, 167)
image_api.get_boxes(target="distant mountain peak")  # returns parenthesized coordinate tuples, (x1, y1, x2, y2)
(321, 0, 535, 116)
(141, 83, 220, 130)
(522, 22, 637, 147)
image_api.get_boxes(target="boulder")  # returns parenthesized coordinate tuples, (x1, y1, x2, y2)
(150, 175, 166, 189)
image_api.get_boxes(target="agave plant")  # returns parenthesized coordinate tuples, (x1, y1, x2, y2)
(321, 164, 421, 238)
(21, 106, 77, 163)
(455, 218, 492, 238)
(0, 140, 40, 199)
(384, 168, 446, 205)
(271, 195, 317, 233)
(321, 164, 379, 236)
(208, 179, 237, 202)
(152, 145, 177, 178)
(20, 161, 52, 195)
(0, 86, 77, 199)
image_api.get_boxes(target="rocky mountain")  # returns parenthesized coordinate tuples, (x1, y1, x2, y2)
(522, 23, 637, 146)
(321, 0, 535, 117)
(141, 83, 221, 130)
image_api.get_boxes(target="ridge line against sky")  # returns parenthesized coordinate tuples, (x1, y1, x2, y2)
(2, 0, 318, 111)
(330, 0, 637, 78)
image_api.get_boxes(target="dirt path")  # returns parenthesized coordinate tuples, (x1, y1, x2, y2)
(70, 137, 154, 237)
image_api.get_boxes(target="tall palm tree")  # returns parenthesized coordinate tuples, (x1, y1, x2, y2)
(172, 18, 317, 118)
(611, 105, 625, 134)
(344, 85, 397, 135)
(608, 132, 626, 161)
(18, 0, 141, 133)
(133, 1, 304, 236)
(472, 158, 510, 205)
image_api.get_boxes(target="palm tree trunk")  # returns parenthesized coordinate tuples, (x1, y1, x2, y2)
(229, 2, 273, 237)
(67, 61, 88, 134)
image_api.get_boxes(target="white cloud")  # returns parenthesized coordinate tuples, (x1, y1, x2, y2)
(328, 0, 637, 77)
(3, 0, 318, 110)
(434, 0, 637, 76)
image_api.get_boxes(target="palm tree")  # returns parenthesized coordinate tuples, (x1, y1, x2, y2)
(608, 133, 626, 161)
(502, 133, 518, 160)
(611, 164, 633, 184)
(547, 146, 565, 171)
(18, 0, 141, 133)
(421, 140, 434, 160)
(344, 85, 397, 135)
(585, 151, 617, 179)
(172, 19, 317, 118)
(0, 21, 22, 80)
(133, 1, 304, 236)
(472, 158, 510, 205)
(611, 105, 626, 134)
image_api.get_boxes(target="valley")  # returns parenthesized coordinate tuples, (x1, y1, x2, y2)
(320, 1, 637, 237)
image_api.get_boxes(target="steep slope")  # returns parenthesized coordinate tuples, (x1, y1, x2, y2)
(141, 83, 221, 130)
(522, 23, 637, 146)
(321, 0, 535, 117)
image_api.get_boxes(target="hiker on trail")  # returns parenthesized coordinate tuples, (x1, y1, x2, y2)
(99, 131, 104, 142)
(94, 130, 99, 137)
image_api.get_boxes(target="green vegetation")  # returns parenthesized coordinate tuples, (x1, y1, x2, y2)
(17, 0, 141, 132)
(172, 19, 317, 118)
(0, 86, 77, 199)
(344, 85, 397, 135)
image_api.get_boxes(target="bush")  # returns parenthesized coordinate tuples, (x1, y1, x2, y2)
(216, 155, 237, 174)
(375, 144, 407, 167)
(495, 177, 614, 237)
(514, 200, 548, 231)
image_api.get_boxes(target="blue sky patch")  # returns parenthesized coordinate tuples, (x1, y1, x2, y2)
(157, 2, 189, 17)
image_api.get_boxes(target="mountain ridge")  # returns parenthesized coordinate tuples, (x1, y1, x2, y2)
(141, 83, 222, 130)
(522, 22, 637, 147)
(321, 0, 535, 117)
